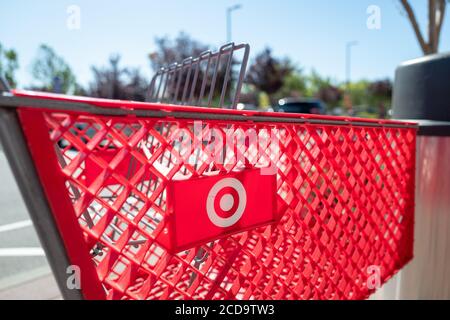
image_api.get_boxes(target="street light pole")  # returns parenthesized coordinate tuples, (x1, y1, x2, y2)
(345, 41, 358, 89)
(345, 41, 358, 116)
(226, 4, 242, 43)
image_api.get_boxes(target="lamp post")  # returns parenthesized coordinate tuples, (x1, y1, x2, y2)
(345, 41, 358, 115)
(345, 41, 358, 89)
(226, 4, 242, 43)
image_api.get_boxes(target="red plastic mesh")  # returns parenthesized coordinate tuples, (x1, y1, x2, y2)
(20, 109, 416, 300)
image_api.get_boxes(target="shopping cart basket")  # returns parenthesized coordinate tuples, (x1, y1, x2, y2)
(0, 43, 417, 300)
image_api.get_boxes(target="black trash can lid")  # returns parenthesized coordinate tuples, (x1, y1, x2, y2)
(393, 52, 450, 122)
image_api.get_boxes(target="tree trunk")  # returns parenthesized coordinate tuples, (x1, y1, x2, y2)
(429, 0, 437, 53)
(400, 0, 447, 55)
(400, 0, 431, 54)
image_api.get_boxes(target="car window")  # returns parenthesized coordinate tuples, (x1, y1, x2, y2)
(278, 102, 322, 114)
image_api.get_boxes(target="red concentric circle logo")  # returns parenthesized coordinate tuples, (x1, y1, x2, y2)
(206, 178, 247, 228)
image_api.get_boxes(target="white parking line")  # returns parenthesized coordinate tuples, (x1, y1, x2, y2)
(0, 219, 32, 233)
(0, 248, 45, 257)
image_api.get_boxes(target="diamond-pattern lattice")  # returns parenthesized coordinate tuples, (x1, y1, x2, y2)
(28, 110, 416, 300)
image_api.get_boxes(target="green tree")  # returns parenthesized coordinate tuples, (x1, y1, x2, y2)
(276, 71, 307, 100)
(89, 54, 147, 101)
(304, 69, 333, 97)
(149, 32, 208, 71)
(246, 48, 294, 104)
(30, 44, 77, 93)
(0, 43, 19, 88)
(368, 79, 392, 119)
(344, 80, 370, 106)
(304, 70, 342, 111)
(342, 80, 392, 118)
(315, 85, 342, 109)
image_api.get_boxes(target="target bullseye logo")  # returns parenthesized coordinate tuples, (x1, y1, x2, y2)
(167, 169, 276, 253)
(206, 178, 247, 228)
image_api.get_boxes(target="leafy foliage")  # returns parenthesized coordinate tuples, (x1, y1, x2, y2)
(31, 44, 77, 93)
(88, 55, 147, 101)
(343, 79, 392, 118)
(149, 32, 208, 71)
(246, 48, 294, 101)
(0, 43, 19, 88)
(315, 85, 342, 107)
(367, 79, 392, 118)
(276, 72, 307, 100)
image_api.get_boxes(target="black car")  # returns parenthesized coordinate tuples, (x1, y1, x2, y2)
(273, 98, 326, 115)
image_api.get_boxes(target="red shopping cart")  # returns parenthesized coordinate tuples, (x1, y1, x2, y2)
(0, 43, 417, 300)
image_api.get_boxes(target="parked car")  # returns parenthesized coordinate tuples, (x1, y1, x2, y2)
(272, 98, 326, 115)
(236, 103, 258, 111)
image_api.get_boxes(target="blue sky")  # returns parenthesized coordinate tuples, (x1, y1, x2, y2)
(1, 0, 449, 88)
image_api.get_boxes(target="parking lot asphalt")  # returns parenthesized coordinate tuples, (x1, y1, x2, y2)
(0, 150, 58, 297)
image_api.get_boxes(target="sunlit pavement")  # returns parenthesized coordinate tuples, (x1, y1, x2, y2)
(0, 150, 59, 299)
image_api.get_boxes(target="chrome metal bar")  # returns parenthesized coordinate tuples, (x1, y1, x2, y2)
(172, 63, 184, 104)
(219, 43, 235, 108)
(0, 94, 418, 130)
(233, 44, 250, 109)
(154, 70, 164, 102)
(198, 51, 212, 107)
(0, 76, 11, 92)
(207, 47, 223, 108)
(188, 59, 201, 105)
(160, 69, 169, 102)
(181, 58, 194, 104)
(168, 64, 179, 104)
(148, 43, 250, 109)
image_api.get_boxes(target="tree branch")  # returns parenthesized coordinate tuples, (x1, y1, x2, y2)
(435, 0, 447, 51)
(429, 0, 437, 53)
(400, 0, 431, 54)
